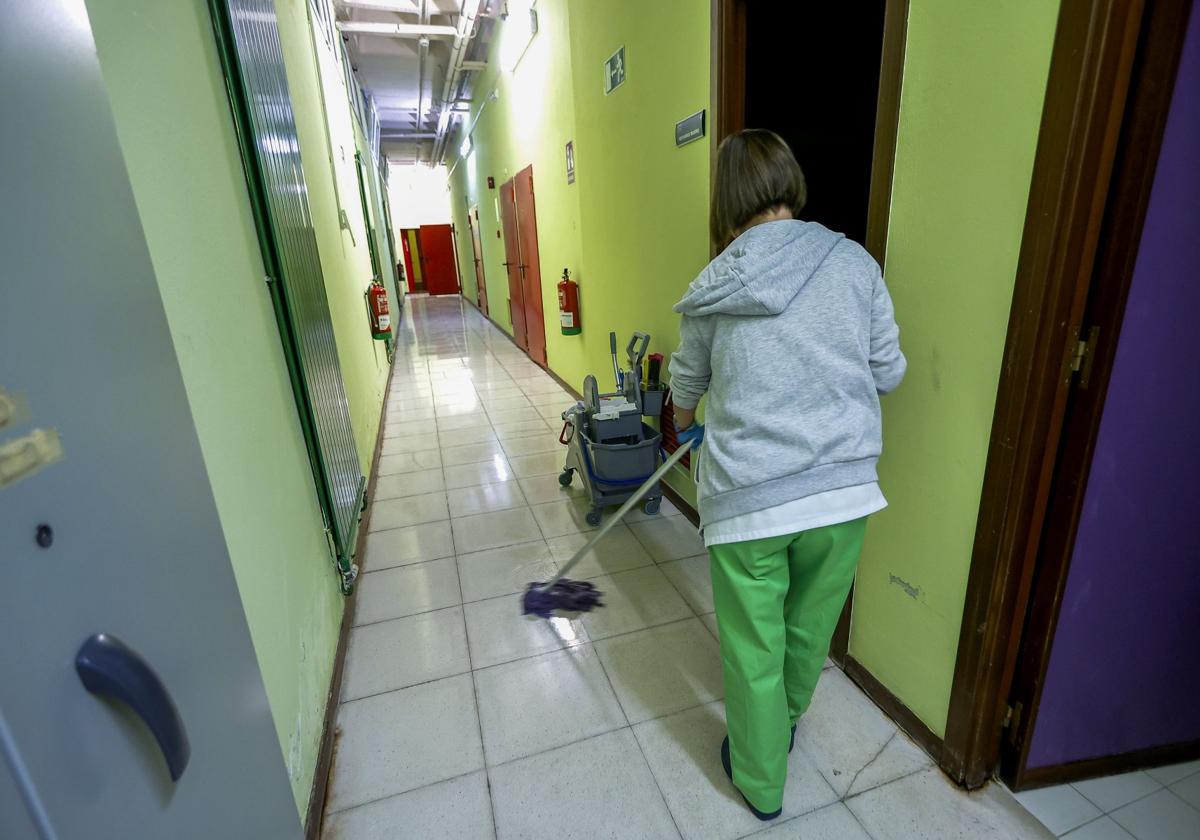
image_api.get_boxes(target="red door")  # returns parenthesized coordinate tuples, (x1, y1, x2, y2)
(468, 206, 488, 316)
(499, 178, 527, 349)
(417, 224, 460, 296)
(514, 165, 546, 367)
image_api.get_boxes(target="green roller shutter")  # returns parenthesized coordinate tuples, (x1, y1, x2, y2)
(209, 0, 365, 594)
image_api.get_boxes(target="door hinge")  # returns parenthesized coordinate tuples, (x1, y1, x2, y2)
(1069, 325, 1100, 388)
(1003, 701, 1024, 744)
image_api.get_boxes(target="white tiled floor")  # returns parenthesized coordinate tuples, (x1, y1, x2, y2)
(1015, 763, 1200, 839)
(322, 296, 1054, 839)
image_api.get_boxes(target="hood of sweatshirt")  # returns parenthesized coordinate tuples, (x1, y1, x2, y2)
(674, 220, 843, 317)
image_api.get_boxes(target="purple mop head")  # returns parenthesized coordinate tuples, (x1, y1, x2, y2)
(521, 579, 604, 618)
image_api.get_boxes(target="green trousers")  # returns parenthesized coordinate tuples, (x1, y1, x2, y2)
(709, 518, 867, 813)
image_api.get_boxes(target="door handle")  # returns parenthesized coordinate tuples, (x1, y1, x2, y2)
(75, 633, 190, 782)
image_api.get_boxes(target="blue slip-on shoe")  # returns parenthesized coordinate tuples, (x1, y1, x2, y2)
(721, 736, 783, 822)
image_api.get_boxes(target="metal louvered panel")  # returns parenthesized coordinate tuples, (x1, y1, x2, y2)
(211, 0, 365, 593)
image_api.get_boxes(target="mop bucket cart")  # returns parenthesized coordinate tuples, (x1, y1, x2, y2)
(558, 330, 670, 526)
(559, 410, 663, 525)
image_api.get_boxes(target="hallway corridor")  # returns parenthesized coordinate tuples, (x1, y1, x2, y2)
(320, 297, 1050, 840)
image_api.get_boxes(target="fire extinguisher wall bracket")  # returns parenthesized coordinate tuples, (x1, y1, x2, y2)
(557, 268, 581, 336)
(366, 280, 392, 341)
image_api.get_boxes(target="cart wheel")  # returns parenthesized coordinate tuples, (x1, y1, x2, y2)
(586, 509, 603, 527)
(644, 498, 661, 516)
(558, 470, 574, 487)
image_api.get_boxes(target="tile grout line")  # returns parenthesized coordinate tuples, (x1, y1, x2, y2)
(1071, 782, 1164, 820)
(353, 545, 693, 630)
(455, 524, 502, 839)
(463, 340, 518, 839)
(589, 623, 687, 839)
(842, 798, 882, 840)
(839, 763, 932, 803)
(843, 730, 898, 799)
(322, 765, 493, 822)
(1164, 785, 1200, 817)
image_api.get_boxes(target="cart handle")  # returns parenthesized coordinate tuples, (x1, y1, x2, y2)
(559, 421, 574, 445)
(627, 332, 651, 369)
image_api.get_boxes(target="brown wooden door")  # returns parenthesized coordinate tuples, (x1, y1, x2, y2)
(499, 177, 527, 349)
(514, 165, 547, 367)
(468, 206, 488, 316)
(417, 224, 460, 295)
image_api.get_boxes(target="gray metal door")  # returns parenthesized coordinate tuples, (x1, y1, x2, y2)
(0, 2, 300, 837)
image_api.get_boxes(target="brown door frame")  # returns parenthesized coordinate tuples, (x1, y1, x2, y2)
(514, 165, 548, 369)
(468, 205, 489, 315)
(939, 0, 1194, 790)
(998, 0, 1196, 791)
(499, 176, 528, 350)
(711, 0, 909, 666)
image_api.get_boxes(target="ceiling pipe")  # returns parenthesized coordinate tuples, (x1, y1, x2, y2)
(338, 0, 422, 12)
(415, 0, 428, 162)
(446, 87, 497, 179)
(431, 0, 482, 164)
(336, 21, 458, 37)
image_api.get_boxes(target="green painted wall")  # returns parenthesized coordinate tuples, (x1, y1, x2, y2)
(848, 0, 1061, 736)
(448, 0, 709, 503)
(567, 0, 710, 508)
(87, 0, 345, 815)
(449, 0, 584, 341)
(277, 0, 389, 473)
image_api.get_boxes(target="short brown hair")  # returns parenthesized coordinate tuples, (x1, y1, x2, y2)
(710, 129, 807, 248)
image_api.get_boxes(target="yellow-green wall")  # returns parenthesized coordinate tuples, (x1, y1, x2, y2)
(454, 0, 1062, 740)
(849, 0, 1061, 735)
(567, 0, 711, 508)
(87, 0, 346, 815)
(448, 0, 710, 504)
(277, 0, 389, 473)
(450, 0, 585, 340)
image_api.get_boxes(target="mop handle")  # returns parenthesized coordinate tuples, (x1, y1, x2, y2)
(545, 440, 695, 588)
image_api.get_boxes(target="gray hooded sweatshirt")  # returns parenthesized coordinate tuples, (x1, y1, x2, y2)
(669, 219, 905, 526)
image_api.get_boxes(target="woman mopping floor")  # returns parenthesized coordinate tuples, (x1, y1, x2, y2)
(668, 129, 906, 821)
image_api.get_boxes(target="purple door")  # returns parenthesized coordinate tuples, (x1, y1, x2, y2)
(1027, 6, 1200, 767)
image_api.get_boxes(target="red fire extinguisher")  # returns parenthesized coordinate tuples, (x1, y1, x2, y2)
(367, 281, 391, 340)
(558, 268, 581, 336)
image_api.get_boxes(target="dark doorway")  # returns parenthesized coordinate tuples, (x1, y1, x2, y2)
(742, 2, 888, 247)
(713, 0, 908, 667)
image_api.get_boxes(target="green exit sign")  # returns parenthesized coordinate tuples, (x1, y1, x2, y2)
(604, 46, 626, 95)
